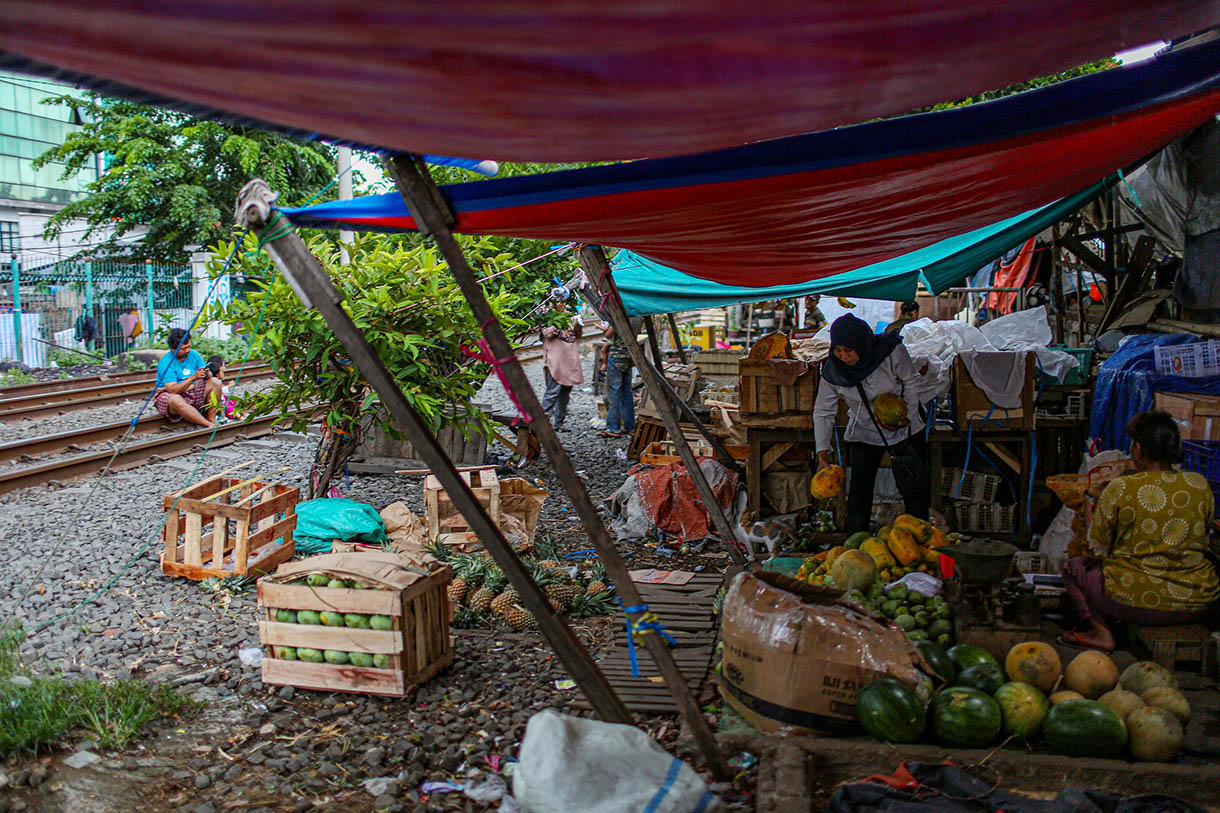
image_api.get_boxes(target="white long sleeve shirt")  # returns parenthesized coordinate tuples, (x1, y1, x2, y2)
(813, 344, 925, 452)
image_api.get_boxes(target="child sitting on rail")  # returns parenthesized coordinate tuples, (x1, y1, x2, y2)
(206, 356, 240, 423)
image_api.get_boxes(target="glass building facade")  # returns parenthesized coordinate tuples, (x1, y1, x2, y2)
(0, 71, 96, 205)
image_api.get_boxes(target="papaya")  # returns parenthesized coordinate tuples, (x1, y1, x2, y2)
(874, 392, 908, 425)
(824, 546, 850, 567)
(861, 537, 898, 569)
(893, 514, 933, 544)
(886, 527, 922, 566)
(813, 550, 831, 562)
(878, 524, 893, 541)
(747, 332, 792, 360)
(928, 526, 948, 549)
(811, 465, 846, 499)
(845, 531, 871, 550)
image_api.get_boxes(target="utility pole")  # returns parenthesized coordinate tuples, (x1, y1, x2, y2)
(338, 146, 354, 265)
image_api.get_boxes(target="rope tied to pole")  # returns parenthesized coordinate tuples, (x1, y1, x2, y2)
(617, 598, 676, 677)
(461, 318, 532, 426)
(255, 210, 295, 249)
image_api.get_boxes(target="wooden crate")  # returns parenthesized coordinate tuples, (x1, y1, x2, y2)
(258, 553, 454, 697)
(693, 350, 742, 378)
(1132, 623, 1213, 672)
(640, 439, 714, 466)
(953, 353, 1036, 431)
(637, 364, 700, 419)
(1154, 391, 1220, 440)
(424, 467, 500, 540)
(161, 476, 299, 581)
(738, 359, 816, 428)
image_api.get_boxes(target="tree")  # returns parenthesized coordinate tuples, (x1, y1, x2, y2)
(920, 58, 1120, 112)
(33, 94, 336, 264)
(211, 230, 533, 497)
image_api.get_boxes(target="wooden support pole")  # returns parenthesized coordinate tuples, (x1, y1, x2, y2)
(235, 179, 633, 727)
(667, 313, 688, 364)
(646, 316, 666, 370)
(580, 245, 745, 556)
(642, 318, 745, 479)
(380, 158, 732, 780)
(1051, 227, 1065, 345)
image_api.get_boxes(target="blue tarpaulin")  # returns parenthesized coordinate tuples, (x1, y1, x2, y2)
(1089, 334, 1220, 452)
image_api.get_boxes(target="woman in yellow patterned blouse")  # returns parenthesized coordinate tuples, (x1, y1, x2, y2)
(1060, 411, 1218, 651)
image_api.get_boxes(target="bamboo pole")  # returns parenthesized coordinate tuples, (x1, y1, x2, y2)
(380, 157, 732, 780)
(235, 178, 633, 728)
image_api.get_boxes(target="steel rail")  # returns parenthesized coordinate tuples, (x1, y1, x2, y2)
(0, 361, 271, 399)
(0, 364, 276, 423)
(0, 413, 292, 496)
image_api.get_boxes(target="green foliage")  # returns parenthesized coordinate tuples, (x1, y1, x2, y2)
(0, 369, 36, 387)
(50, 348, 102, 367)
(33, 93, 336, 264)
(920, 58, 1119, 112)
(212, 230, 532, 445)
(0, 623, 195, 755)
(187, 335, 251, 364)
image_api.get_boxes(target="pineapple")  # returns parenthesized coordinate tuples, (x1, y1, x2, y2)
(469, 564, 503, 614)
(585, 580, 608, 597)
(506, 604, 537, 631)
(584, 560, 609, 597)
(546, 581, 582, 609)
(447, 555, 472, 603)
(490, 587, 519, 619)
(547, 597, 564, 614)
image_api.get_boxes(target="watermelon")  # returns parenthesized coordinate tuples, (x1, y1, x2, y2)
(994, 682, 1049, 740)
(916, 641, 957, 685)
(855, 678, 927, 744)
(948, 644, 998, 675)
(930, 687, 1002, 748)
(956, 663, 1004, 695)
(1044, 699, 1128, 757)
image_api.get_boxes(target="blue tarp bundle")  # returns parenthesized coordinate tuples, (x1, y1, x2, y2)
(1089, 334, 1220, 452)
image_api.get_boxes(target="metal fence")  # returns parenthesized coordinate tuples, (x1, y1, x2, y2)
(0, 259, 194, 365)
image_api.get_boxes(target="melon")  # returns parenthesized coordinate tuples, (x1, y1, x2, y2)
(1063, 651, 1119, 699)
(1126, 706, 1184, 762)
(831, 550, 878, 592)
(1004, 642, 1061, 693)
(1120, 661, 1177, 695)
(956, 663, 1005, 695)
(1049, 690, 1084, 705)
(855, 678, 927, 744)
(994, 682, 1049, 740)
(948, 644, 998, 675)
(929, 687, 1002, 748)
(1141, 687, 1191, 724)
(874, 392, 908, 425)
(1098, 689, 1145, 721)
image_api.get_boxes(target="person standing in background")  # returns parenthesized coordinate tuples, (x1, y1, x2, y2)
(885, 301, 922, 334)
(802, 295, 827, 330)
(599, 315, 643, 438)
(539, 298, 584, 430)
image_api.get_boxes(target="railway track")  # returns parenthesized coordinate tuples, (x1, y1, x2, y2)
(0, 413, 294, 496)
(0, 362, 275, 423)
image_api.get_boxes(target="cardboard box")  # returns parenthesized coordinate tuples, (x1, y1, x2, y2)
(1154, 391, 1220, 440)
(718, 571, 926, 735)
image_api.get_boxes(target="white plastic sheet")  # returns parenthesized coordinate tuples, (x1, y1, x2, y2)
(513, 710, 719, 813)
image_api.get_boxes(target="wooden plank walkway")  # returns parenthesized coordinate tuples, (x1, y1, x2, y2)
(575, 572, 725, 715)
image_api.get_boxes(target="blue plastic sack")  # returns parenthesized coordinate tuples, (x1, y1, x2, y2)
(292, 498, 388, 554)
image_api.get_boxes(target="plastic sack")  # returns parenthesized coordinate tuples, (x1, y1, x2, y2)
(978, 306, 1079, 382)
(512, 710, 720, 813)
(1039, 449, 1130, 570)
(292, 498, 388, 554)
(884, 572, 942, 598)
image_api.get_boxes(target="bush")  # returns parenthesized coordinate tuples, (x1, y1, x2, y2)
(50, 348, 102, 367)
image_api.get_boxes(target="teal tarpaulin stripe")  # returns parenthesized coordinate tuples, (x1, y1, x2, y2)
(612, 177, 1114, 317)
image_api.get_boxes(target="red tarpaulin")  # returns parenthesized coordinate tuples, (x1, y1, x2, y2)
(283, 42, 1220, 288)
(0, 2, 1213, 161)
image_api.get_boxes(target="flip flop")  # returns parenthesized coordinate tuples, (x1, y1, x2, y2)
(1056, 631, 1114, 653)
(598, 430, 622, 438)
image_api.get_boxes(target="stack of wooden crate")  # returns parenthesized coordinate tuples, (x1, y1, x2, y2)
(423, 466, 500, 542)
(738, 359, 817, 429)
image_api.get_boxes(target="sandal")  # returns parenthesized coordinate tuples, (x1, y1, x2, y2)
(598, 430, 622, 438)
(1056, 631, 1114, 653)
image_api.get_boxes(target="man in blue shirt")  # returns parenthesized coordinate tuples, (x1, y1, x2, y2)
(153, 328, 224, 427)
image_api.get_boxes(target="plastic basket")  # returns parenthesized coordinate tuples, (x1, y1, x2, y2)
(940, 468, 1002, 503)
(1043, 346, 1093, 387)
(1154, 341, 1220, 378)
(951, 502, 1015, 535)
(1182, 440, 1220, 512)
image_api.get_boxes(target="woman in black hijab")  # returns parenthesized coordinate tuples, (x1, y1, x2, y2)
(813, 313, 930, 533)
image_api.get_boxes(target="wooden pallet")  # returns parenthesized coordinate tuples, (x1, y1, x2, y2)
(574, 573, 724, 714)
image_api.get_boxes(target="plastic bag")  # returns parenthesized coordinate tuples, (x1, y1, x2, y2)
(513, 710, 720, 813)
(292, 498, 388, 554)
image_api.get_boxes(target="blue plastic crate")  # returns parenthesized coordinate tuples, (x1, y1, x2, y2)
(1181, 440, 1220, 510)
